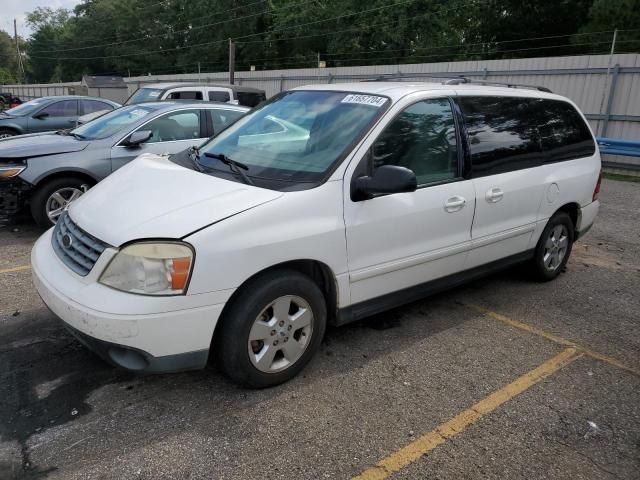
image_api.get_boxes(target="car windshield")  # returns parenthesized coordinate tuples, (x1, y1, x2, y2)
(4, 98, 49, 116)
(71, 105, 156, 140)
(125, 88, 164, 105)
(197, 90, 389, 186)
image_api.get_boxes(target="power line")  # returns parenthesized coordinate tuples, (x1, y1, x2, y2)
(29, 0, 426, 60)
(29, 0, 285, 53)
(29, 0, 267, 52)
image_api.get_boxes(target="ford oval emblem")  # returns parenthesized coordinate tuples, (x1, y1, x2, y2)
(62, 234, 73, 249)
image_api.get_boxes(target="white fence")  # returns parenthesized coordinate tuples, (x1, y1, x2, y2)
(4, 53, 640, 172)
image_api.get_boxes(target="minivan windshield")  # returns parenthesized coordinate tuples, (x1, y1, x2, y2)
(197, 90, 388, 186)
(4, 98, 49, 116)
(71, 105, 156, 140)
(125, 88, 164, 105)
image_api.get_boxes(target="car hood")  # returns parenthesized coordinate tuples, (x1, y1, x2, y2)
(69, 153, 283, 246)
(0, 132, 88, 159)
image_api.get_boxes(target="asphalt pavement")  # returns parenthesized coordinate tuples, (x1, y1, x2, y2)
(0, 178, 638, 479)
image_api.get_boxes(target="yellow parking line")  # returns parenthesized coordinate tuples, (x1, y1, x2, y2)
(0, 265, 31, 274)
(353, 348, 581, 480)
(466, 304, 640, 377)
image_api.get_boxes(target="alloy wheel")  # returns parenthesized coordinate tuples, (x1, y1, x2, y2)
(248, 295, 313, 373)
(45, 186, 88, 224)
(543, 224, 569, 271)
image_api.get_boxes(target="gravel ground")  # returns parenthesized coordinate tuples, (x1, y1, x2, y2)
(0, 178, 638, 479)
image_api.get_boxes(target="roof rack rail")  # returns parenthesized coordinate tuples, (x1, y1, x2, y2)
(443, 77, 552, 93)
(361, 73, 552, 93)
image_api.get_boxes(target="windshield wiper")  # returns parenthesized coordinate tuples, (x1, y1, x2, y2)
(188, 146, 204, 172)
(203, 152, 254, 186)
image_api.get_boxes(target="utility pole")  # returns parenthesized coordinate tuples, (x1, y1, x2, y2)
(14, 19, 22, 84)
(597, 29, 619, 136)
(228, 38, 235, 85)
(198, 62, 201, 83)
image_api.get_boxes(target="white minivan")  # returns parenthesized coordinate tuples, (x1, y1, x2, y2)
(32, 82, 601, 388)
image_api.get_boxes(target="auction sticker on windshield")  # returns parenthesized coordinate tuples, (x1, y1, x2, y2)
(341, 94, 387, 107)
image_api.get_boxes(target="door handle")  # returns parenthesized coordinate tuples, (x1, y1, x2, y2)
(444, 196, 466, 213)
(485, 187, 504, 203)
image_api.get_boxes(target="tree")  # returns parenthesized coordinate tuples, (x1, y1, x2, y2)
(0, 29, 22, 84)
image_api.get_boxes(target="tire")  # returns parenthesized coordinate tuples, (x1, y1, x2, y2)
(531, 211, 574, 282)
(0, 128, 17, 139)
(30, 176, 92, 228)
(214, 269, 327, 388)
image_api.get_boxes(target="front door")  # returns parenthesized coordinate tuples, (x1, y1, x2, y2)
(344, 96, 475, 306)
(110, 109, 207, 171)
(28, 99, 79, 132)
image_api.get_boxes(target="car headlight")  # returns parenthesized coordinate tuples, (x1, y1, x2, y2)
(0, 166, 26, 178)
(99, 242, 194, 295)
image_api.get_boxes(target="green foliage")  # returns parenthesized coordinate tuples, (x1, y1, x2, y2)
(18, 0, 640, 83)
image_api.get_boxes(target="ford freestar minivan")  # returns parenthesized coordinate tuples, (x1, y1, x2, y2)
(32, 82, 601, 388)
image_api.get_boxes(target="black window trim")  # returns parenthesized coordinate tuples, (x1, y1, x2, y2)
(351, 95, 466, 199)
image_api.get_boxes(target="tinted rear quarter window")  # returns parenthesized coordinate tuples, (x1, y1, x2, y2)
(236, 91, 266, 108)
(533, 99, 595, 162)
(458, 96, 543, 177)
(208, 90, 231, 102)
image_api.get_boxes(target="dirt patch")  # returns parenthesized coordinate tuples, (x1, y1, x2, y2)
(571, 242, 635, 271)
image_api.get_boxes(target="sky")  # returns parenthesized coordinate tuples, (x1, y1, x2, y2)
(0, 0, 82, 38)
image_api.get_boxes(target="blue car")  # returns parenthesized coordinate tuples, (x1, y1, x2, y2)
(0, 96, 121, 138)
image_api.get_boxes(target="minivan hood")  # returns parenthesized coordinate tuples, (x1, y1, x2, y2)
(69, 153, 283, 246)
(0, 132, 88, 159)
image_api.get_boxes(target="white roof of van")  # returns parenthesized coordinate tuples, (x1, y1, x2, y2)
(293, 81, 566, 102)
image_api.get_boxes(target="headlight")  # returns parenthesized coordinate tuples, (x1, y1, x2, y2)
(0, 166, 26, 178)
(99, 242, 194, 295)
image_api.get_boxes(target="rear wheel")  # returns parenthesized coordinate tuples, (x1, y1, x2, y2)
(215, 269, 327, 388)
(532, 211, 574, 281)
(30, 177, 92, 228)
(0, 128, 17, 139)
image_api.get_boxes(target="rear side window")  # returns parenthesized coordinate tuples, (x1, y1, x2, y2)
(80, 100, 114, 115)
(167, 91, 203, 100)
(208, 90, 231, 102)
(458, 96, 543, 177)
(207, 109, 245, 134)
(534, 99, 595, 162)
(236, 91, 266, 108)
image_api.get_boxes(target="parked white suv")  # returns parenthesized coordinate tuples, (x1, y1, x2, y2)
(32, 82, 601, 388)
(125, 82, 266, 107)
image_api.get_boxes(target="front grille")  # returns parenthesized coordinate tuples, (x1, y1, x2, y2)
(52, 212, 110, 276)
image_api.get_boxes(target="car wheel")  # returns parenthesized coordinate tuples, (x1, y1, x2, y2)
(215, 269, 327, 388)
(532, 211, 574, 281)
(0, 128, 17, 139)
(30, 177, 91, 228)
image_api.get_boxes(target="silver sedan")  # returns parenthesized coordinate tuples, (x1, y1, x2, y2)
(0, 102, 248, 227)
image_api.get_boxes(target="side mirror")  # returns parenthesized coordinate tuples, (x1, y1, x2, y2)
(354, 165, 417, 200)
(33, 112, 49, 120)
(124, 130, 152, 147)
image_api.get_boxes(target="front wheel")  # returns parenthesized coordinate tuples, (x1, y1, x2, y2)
(30, 177, 91, 228)
(215, 270, 327, 388)
(532, 211, 574, 281)
(0, 128, 17, 139)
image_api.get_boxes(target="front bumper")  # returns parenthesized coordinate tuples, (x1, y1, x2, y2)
(0, 177, 32, 225)
(32, 229, 230, 373)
